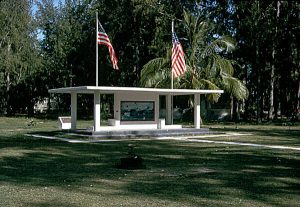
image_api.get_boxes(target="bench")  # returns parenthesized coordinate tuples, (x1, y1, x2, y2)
(157, 119, 165, 129)
(58, 116, 71, 130)
(157, 118, 182, 129)
(108, 119, 120, 126)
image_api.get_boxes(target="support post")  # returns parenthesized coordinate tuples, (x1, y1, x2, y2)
(166, 94, 172, 125)
(71, 93, 77, 130)
(94, 91, 101, 131)
(114, 93, 120, 121)
(194, 93, 201, 129)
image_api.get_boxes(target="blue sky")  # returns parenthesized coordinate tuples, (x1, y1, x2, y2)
(32, 0, 65, 15)
(54, 0, 65, 6)
(33, 0, 65, 40)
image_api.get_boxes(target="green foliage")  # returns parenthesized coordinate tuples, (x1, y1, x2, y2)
(140, 57, 171, 88)
(0, 0, 298, 121)
(141, 9, 248, 103)
(0, 0, 42, 115)
(230, 0, 300, 120)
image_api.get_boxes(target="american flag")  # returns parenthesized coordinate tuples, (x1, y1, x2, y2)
(172, 32, 186, 78)
(98, 22, 119, 70)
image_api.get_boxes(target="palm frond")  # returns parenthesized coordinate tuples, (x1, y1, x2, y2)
(140, 57, 169, 87)
(145, 69, 170, 88)
(198, 79, 221, 102)
(220, 59, 234, 76)
(202, 36, 236, 59)
(221, 74, 249, 101)
(215, 36, 236, 52)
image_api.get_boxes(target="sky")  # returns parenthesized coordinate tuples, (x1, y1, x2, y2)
(54, 0, 65, 7)
(32, 0, 65, 40)
(32, 0, 65, 15)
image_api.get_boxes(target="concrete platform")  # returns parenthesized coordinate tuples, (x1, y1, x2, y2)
(72, 128, 215, 138)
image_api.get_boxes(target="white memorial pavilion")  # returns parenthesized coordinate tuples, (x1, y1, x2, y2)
(49, 86, 223, 133)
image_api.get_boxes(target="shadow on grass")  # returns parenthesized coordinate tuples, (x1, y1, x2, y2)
(123, 145, 300, 205)
(0, 132, 300, 206)
(211, 125, 300, 145)
(23, 201, 80, 207)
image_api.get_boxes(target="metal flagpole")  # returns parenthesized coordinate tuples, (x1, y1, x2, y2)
(171, 20, 174, 90)
(171, 19, 174, 125)
(96, 12, 99, 86)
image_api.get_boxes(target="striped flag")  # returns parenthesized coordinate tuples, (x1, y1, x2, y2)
(172, 32, 186, 78)
(98, 22, 119, 70)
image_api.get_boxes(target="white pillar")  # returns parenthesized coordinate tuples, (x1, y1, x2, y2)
(94, 91, 101, 131)
(194, 93, 201, 129)
(71, 93, 77, 130)
(166, 94, 172, 125)
(114, 93, 120, 121)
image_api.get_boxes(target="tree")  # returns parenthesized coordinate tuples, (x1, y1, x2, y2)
(141, 10, 248, 104)
(232, 0, 300, 121)
(0, 0, 41, 115)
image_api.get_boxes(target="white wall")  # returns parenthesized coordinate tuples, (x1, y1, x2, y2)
(114, 92, 159, 125)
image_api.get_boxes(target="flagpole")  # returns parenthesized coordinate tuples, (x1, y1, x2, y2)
(96, 12, 99, 86)
(171, 19, 174, 125)
(171, 19, 174, 90)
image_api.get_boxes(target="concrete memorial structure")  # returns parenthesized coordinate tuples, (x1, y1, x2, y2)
(49, 86, 223, 134)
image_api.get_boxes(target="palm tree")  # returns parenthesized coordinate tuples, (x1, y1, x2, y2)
(140, 10, 248, 103)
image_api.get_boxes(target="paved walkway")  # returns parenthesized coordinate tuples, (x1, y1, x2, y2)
(25, 132, 300, 151)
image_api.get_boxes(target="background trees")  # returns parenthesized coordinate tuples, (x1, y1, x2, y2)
(232, 0, 300, 121)
(0, 0, 41, 115)
(0, 0, 298, 122)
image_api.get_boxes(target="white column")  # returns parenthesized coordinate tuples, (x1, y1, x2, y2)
(194, 93, 201, 129)
(166, 94, 172, 125)
(114, 93, 120, 121)
(94, 91, 101, 131)
(71, 92, 77, 130)
(155, 94, 160, 125)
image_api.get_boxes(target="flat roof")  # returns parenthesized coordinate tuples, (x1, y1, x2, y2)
(48, 86, 224, 95)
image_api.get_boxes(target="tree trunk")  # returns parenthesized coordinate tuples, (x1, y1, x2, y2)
(5, 72, 12, 115)
(274, 81, 279, 120)
(255, 45, 262, 124)
(269, 63, 275, 120)
(134, 44, 140, 87)
(255, 0, 262, 124)
(230, 96, 234, 121)
(268, 1, 280, 120)
(297, 81, 300, 109)
(236, 101, 241, 122)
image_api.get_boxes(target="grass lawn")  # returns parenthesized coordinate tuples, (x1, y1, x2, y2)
(0, 117, 299, 207)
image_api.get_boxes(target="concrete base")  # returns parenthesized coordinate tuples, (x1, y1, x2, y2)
(74, 128, 213, 138)
(93, 124, 182, 131)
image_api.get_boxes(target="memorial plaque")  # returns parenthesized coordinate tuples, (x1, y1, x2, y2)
(121, 101, 154, 121)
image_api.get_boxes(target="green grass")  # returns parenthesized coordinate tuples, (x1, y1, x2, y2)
(0, 117, 299, 207)
(203, 123, 300, 147)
